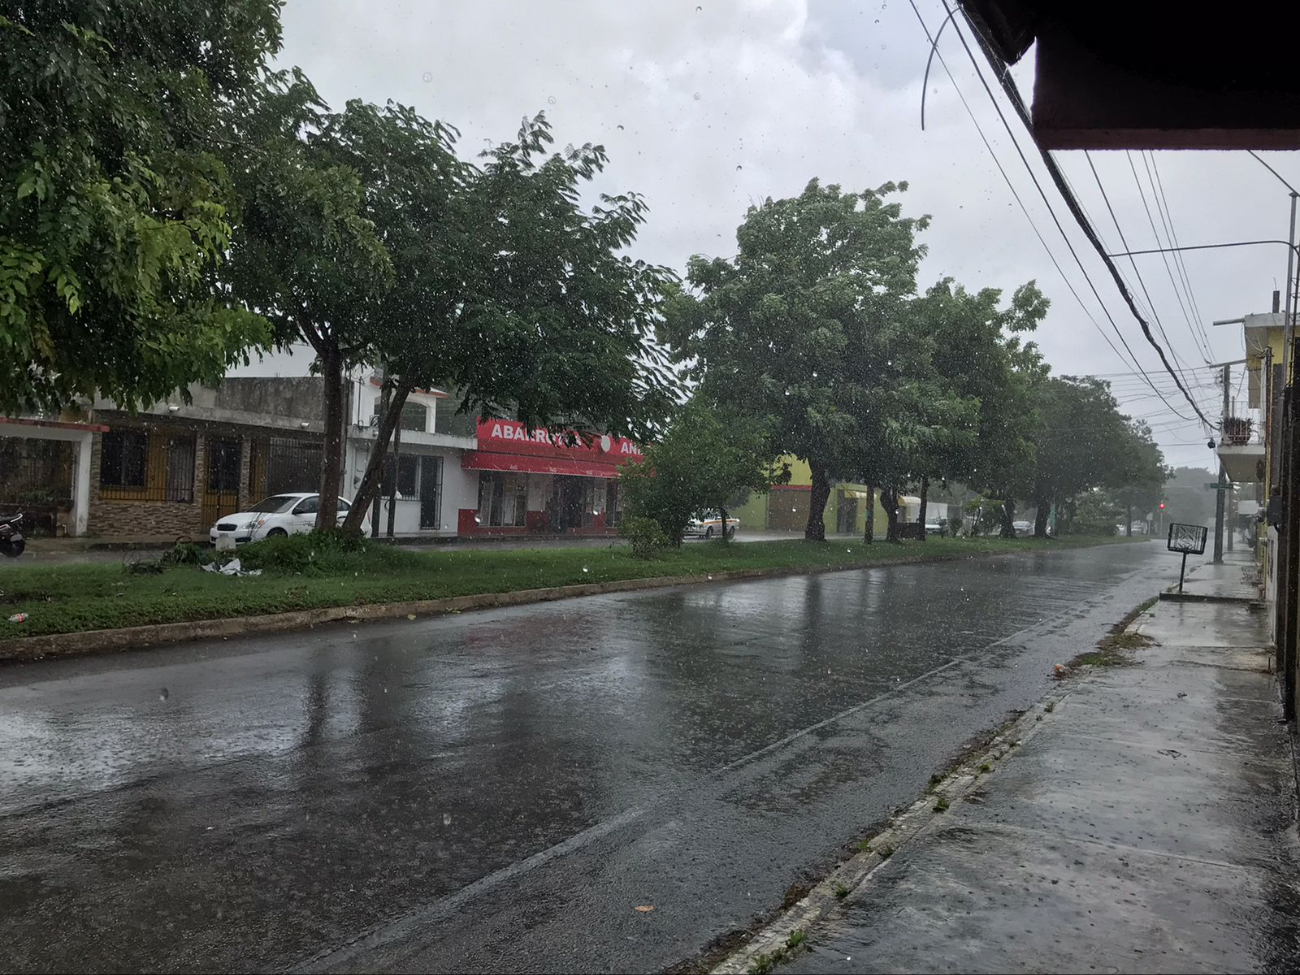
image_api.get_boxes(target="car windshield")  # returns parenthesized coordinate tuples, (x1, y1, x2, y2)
(248, 495, 300, 514)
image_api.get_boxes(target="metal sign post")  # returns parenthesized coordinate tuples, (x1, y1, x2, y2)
(1167, 523, 1209, 594)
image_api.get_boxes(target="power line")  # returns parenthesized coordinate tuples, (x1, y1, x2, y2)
(1146, 153, 1212, 354)
(902, 0, 1156, 392)
(1126, 150, 1212, 363)
(1083, 151, 1200, 399)
(1248, 150, 1300, 195)
(944, 0, 1212, 430)
(908, 0, 1196, 422)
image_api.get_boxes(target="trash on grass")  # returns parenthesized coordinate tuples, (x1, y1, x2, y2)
(201, 558, 262, 577)
(7, 613, 27, 623)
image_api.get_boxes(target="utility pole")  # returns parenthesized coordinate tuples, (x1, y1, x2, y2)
(1227, 483, 1235, 552)
(1214, 362, 1229, 563)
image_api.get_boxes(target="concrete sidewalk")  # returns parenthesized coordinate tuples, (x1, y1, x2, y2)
(775, 562, 1300, 974)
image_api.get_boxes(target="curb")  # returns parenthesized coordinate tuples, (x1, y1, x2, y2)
(0, 550, 992, 663)
(708, 602, 1158, 975)
(1158, 591, 1262, 607)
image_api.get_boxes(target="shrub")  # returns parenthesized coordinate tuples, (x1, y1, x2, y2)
(237, 528, 369, 574)
(620, 516, 669, 560)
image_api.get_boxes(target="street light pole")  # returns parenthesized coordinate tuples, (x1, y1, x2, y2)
(1215, 362, 1229, 563)
(1282, 194, 1298, 387)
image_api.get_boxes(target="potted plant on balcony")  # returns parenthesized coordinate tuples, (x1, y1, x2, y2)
(1223, 416, 1253, 445)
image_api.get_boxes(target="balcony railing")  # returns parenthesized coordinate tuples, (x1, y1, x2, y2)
(1222, 416, 1255, 446)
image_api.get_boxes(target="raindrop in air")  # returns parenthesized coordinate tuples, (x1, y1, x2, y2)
(736, 164, 743, 171)
(422, 72, 432, 83)
(159, 687, 169, 702)
(617, 124, 625, 130)
(696, 4, 702, 10)
(693, 92, 701, 101)
(443, 812, 452, 826)
(548, 95, 557, 105)
(583, 565, 590, 573)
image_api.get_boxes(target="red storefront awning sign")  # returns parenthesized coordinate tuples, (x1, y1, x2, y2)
(461, 451, 623, 479)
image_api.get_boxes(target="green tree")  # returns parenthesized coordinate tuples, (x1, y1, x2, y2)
(1063, 489, 1123, 536)
(619, 400, 784, 546)
(662, 179, 928, 541)
(1112, 420, 1168, 536)
(342, 113, 680, 532)
(0, 1, 276, 416)
(1027, 377, 1137, 537)
(226, 83, 394, 528)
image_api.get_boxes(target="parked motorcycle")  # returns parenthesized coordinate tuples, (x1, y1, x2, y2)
(0, 512, 25, 558)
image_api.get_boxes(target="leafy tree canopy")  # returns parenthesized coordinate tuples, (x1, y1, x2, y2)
(0, 0, 278, 415)
(662, 178, 928, 539)
(620, 398, 784, 545)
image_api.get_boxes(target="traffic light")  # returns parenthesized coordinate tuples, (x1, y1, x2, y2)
(1159, 502, 1165, 509)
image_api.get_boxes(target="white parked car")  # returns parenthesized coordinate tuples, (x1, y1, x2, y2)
(209, 493, 368, 546)
(685, 510, 739, 539)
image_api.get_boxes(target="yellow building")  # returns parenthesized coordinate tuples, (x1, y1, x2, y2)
(1219, 311, 1285, 606)
(732, 456, 891, 536)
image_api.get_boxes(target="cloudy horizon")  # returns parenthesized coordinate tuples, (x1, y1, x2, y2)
(277, 0, 1299, 474)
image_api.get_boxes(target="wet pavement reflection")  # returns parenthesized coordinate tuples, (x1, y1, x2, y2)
(0, 543, 1178, 973)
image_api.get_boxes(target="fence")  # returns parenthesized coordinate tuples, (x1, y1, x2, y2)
(0, 437, 74, 506)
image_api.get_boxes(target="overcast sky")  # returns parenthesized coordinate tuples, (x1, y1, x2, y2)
(278, 0, 1300, 472)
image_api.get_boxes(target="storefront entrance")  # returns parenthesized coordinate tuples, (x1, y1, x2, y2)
(552, 475, 586, 532)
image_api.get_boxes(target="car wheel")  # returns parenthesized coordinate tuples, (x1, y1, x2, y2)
(725, 525, 736, 539)
(266, 528, 288, 538)
(705, 526, 714, 539)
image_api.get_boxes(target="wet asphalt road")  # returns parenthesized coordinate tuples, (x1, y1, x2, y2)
(0, 542, 1178, 973)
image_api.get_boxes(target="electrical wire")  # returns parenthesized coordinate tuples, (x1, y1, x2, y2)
(1146, 153, 1212, 355)
(1083, 151, 1200, 400)
(906, 0, 1196, 422)
(943, 0, 1212, 430)
(902, 0, 1153, 389)
(1125, 150, 1212, 364)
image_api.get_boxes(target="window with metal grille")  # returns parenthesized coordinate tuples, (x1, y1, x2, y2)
(100, 431, 147, 490)
(378, 454, 421, 498)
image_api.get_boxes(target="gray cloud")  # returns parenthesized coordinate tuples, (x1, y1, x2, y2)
(278, 0, 1300, 471)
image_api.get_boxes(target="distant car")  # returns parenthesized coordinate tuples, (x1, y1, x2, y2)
(209, 493, 368, 546)
(686, 510, 739, 539)
(1012, 520, 1034, 537)
(923, 520, 947, 537)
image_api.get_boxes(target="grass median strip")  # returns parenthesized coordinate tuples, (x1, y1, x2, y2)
(0, 534, 1141, 639)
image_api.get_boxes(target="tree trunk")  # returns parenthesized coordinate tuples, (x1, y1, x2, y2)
(370, 380, 391, 538)
(1034, 502, 1050, 538)
(315, 344, 346, 531)
(805, 460, 830, 541)
(882, 484, 901, 542)
(999, 498, 1016, 538)
(918, 475, 929, 542)
(1125, 503, 1132, 537)
(343, 384, 412, 534)
(719, 505, 729, 543)
(386, 422, 402, 538)
(864, 484, 875, 544)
